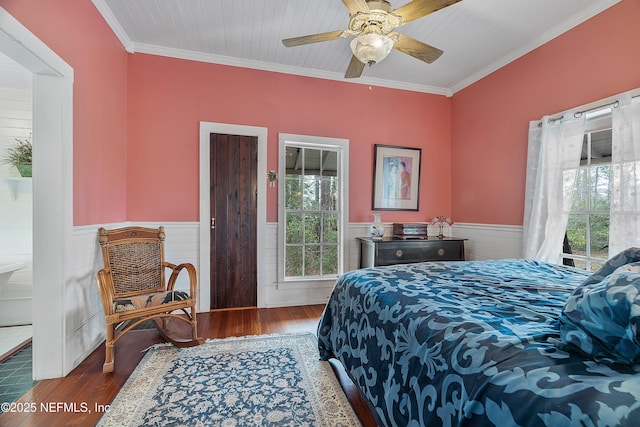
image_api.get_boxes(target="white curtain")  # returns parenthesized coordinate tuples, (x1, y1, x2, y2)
(523, 113, 586, 263)
(609, 93, 640, 255)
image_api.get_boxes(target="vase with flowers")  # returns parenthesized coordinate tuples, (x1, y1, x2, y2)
(431, 216, 454, 239)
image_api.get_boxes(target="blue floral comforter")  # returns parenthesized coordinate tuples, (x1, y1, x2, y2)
(317, 259, 640, 427)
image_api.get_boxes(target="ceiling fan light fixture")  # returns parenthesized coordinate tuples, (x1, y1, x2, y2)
(350, 32, 394, 65)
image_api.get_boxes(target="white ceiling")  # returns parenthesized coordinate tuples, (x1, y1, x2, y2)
(5, 0, 618, 97)
(92, 0, 620, 95)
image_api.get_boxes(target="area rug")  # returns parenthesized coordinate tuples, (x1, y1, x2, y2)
(97, 333, 360, 426)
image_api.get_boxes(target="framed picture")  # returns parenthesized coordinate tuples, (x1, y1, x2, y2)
(372, 144, 422, 210)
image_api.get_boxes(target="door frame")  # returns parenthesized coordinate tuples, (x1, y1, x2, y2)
(1, 7, 74, 379)
(199, 122, 267, 311)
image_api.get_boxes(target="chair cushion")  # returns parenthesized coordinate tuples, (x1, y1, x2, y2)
(113, 290, 190, 313)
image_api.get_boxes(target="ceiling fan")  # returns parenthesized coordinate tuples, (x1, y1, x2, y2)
(282, 0, 462, 78)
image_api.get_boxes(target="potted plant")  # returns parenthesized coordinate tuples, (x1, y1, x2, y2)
(2, 137, 32, 177)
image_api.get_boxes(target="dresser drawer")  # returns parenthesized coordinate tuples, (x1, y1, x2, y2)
(421, 241, 464, 261)
(377, 244, 425, 265)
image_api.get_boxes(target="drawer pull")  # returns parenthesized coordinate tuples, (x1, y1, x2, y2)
(395, 249, 403, 258)
(438, 248, 445, 256)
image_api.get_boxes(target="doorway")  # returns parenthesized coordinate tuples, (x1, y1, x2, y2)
(199, 122, 267, 311)
(209, 133, 257, 309)
(1, 8, 74, 379)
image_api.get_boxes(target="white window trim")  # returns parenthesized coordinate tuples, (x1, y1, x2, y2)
(277, 133, 349, 287)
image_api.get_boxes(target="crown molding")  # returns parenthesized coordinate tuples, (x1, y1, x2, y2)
(91, 0, 134, 53)
(131, 42, 452, 96)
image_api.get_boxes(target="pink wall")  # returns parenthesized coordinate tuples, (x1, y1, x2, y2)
(8, 0, 634, 227)
(126, 55, 451, 223)
(451, 0, 640, 226)
(1, 0, 129, 226)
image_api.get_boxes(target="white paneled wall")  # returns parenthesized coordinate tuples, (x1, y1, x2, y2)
(0, 184, 32, 299)
(67, 220, 524, 368)
(262, 221, 525, 306)
(74, 221, 523, 314)
(452, 223, 524, 260)
(67, 225, 115, 369)
(346, 222, 524, 264)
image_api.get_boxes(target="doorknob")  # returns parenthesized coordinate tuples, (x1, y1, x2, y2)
(211, 218, 215, 229)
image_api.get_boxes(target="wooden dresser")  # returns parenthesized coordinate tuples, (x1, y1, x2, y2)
(357, 237, 466, 268)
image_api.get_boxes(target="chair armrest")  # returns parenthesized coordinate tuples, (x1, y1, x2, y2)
(96, 269, 116, 315)
(164, 261, 198, 298)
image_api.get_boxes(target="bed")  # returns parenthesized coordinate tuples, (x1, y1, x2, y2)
(318, 248, 640, 427)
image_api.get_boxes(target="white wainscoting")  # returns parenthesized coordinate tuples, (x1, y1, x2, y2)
(347, 222, 524, 264)
(261, 222, 524, 306)
(67, 224, 117, 370)
(452, 223, 524, 260)
(67, 220, 524, 371)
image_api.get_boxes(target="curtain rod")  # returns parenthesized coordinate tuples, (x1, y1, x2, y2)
(542, 91, 640, 125)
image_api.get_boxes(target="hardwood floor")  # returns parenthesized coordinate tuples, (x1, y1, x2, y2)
(0, 305, 378, 427)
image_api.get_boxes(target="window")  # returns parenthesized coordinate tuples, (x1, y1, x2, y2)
(564, 113, 612, 271)
(278, 134, 349, 282)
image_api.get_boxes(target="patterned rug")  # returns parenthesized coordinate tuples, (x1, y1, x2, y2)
(97, 333, 360, 426)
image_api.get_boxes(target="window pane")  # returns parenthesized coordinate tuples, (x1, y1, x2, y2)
(285, 177, 303, 210)
(322, 151, 337, 176)
(563, 168, 580, 211)
(571, 168, 588, 211)
(304, 214, 321, 243)
(286, 147, 301, 173)
(320, 177, 338, 211)
(304, 246, 321, 276)
(322, 245, 338, 275)
(566, 214, 587, 256)
(285, 246, 303, 277)
(589, 214, 609, 259)
(303, 177, 320, 210)
(591, 165, 611, 211)
(286, 213, 303, 244)
(304, 148, 320, 175)
(323, 213, 338, 243)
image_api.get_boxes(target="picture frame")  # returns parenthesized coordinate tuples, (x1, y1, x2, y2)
(372, 144, 422, 210)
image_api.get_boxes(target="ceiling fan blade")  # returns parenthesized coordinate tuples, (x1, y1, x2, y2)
(282, 30, 344, 47)
(394, 0, 462, 25)
(345, 55, 366, 78)
(342, 0, 370, 15)
(393, 33, 443, 63)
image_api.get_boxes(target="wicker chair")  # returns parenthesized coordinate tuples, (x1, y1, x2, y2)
(96, 226, 204, 373)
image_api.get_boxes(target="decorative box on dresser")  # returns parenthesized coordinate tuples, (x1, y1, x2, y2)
(357, 236, 466, 268)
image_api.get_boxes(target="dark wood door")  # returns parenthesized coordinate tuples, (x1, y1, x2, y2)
(210, 133, 257, 309)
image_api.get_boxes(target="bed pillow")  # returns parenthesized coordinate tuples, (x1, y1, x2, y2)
(559, 247, 640, 364)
